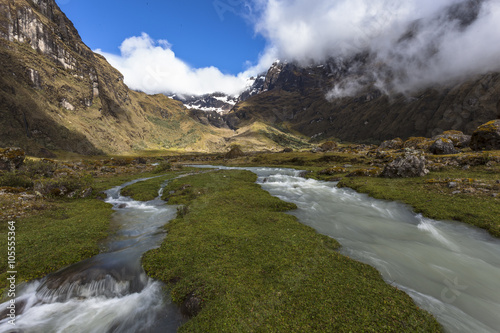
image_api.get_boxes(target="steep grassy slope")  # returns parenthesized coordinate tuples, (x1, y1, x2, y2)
(0, 0, 308, 156)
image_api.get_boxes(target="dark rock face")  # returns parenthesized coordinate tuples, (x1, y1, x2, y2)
(470, 120, 500, 151)
(189, 109, 229, 129)
(381, 152, 429, 178)
(429, 138, 459, 155)
(0, 147, 25, 171)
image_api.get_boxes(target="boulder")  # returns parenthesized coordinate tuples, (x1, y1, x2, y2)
(470, 120, 500, 151)
(429, 138, 459, 155)
(403, 137, 433, 150)
(381, 152, 429, 178)
(432, 130, 471, 148)
(0, 147, 25, 171)
(379, 138, 404, 150)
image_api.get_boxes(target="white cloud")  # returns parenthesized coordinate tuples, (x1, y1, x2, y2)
(252, 0, 500, 94)
(96, 33, 269, 96)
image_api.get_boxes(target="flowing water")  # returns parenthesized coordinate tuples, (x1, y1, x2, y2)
(2, 167, 500, 332)
(194, 166, 500, 333)
(0, 177, 185, 333)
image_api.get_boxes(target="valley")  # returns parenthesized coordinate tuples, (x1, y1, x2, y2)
(1, 0, 500, 331)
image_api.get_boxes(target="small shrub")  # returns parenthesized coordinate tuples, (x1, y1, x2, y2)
(23, 159, 57, 177)
(0, 171, 34, 188)
(34, 174, 94, 197)
(153, 161, 173, 174)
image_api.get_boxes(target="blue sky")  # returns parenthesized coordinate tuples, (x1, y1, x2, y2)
(54, 0, 500, 97)
(56, 0, 266, 75)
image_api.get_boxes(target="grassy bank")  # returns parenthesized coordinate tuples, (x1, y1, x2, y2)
(0, 165, 182, 297)
(338, 167, 500, 238)
(0, 199, 111, 295)
(142, 169, 442, 332)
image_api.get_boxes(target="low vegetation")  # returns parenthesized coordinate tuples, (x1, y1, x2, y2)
(0, 199, 111, 295)
(142, 170, 441, 332)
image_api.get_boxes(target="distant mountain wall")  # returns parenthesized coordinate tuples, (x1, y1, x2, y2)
(227, 57, 500, 144)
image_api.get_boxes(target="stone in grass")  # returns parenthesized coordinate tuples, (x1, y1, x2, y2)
(381, 152, 429, 178)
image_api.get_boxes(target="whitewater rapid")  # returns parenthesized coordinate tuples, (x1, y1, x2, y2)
(0, 177, 185, 333)
(197, 166, 500, 333)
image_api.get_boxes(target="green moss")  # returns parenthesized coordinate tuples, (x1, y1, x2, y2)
(143, 170, 442, 332)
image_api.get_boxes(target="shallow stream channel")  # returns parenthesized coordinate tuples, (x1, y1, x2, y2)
(194, 166, 500, 333)
(0, 176, 186, 333)
(1, 167, 500, 332)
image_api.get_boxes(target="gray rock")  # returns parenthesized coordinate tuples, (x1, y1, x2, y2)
(448, 182, 458, 189)
(432, 131, 471, 148)
(381, 153, 429, 178)
(429, 138, 459, 155)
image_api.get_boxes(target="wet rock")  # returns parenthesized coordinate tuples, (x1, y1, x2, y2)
(470, 120, 500, 151)
(429, 138, 459, 155)
(381, 153, 429, 178)
(379, 138, 404, 150)
(0, 147, 25, 171)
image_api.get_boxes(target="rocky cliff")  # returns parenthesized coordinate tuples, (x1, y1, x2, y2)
(0, 0, 237, 155)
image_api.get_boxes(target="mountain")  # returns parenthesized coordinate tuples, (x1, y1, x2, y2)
(2, 0, 498, 156)
(0, 0, 310, 156)
(224, 1, 500, 143)
(226, 58, 500, 143)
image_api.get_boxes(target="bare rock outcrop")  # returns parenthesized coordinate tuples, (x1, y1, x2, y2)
(381, 151, 429, 178)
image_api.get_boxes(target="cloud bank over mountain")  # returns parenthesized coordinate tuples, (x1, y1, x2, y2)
(255, 0, 500, 94)
(100, 0, 500, 96)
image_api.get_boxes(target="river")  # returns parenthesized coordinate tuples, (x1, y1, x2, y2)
(2, 167, 500, 332)
(196, 166, 500, 333)
(0, 177, 185, 333)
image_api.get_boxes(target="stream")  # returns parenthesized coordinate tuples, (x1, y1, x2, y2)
(1, 167, 500, 332)
(194, 166, 500, 333)
(0, 177, 185, 333)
